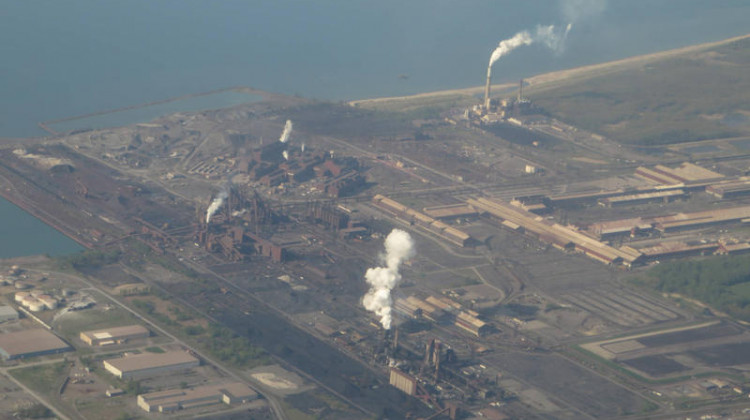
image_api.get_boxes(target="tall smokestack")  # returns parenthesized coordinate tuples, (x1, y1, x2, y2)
(518, 78, 523, 102)
(484, 66, 493, 110)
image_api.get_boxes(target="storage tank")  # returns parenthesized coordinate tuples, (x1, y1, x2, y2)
(14, 281, 31, 290)
(15, 291, 30, 302)
(28, 300, 45, 312)
(40, 297, 57, 310)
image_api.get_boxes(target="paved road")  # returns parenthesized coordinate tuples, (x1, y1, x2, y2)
(26, 268, 288, 420)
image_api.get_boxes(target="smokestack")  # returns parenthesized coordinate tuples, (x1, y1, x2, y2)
(518, 78, 523, 102)
(483, 66, 492, 110)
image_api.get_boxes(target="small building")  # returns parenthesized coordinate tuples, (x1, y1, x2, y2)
(0, 306, 19, 323)
(103, 351, 199, 379)
(80, 325, 150, 346)
(137, 382, 258, 413)
(113, 283, 151, 296)
(106, 388, 125, 397)
(0, 329, 72, 360)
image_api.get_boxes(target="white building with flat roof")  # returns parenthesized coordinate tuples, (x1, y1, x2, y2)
(103, 351, 199, 379)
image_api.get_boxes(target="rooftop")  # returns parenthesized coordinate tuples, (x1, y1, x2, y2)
(104, 351, 198, 373)
(0, 329, 71, 359)
(81, 324, 149, 340)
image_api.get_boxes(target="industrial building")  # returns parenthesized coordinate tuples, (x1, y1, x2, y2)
(372, 195, 471, 247)
(0, 305, 18, 323)
(587, 217, 655, 239)
(468, 196, 642, 266)
(393, 294, 491, 336)
(621, 241, 720, 262)
(137, 382, 258, 413)
(634, 162, 724, 185)
(80, 325, 150, 346)
(0, 329, 71, 360)
(598, 189, 686, 207)
(103, 351, 199, 379)
(393, 296, 448, 323)
(706, 179, 750, 199)
(389, 368, 418, 396)
(422, 203, 479, 220)
(653, 206, 750, 233)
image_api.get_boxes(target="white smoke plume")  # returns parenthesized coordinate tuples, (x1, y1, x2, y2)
(560, 0, 606, 25)
(301, 142, 305, 153)
(362, 229, 415, 330)
(488, 24, 572, 68)
(488, 31, 534, 67)
(206, 188, 228, 224)
(278, 120, 293, 144)
(282, 150, 289, 161)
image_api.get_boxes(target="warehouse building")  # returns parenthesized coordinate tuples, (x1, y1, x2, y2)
(137, 382, 258, 413)
(0, 305, 19, 323)
(103, 351, 199, 379)
(372, 195, 472, 247)
(635, 162, 724, 185)
(80, 325, 150, 346)
(468, 197, 642, 266)
(598, 189, 686, 207)
(0, 329, 71, 360)
(706, 179, 750, 199)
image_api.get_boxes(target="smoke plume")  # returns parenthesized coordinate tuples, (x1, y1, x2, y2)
(488, 24, 571, 68)
(206, 188, 228, 224)
(278, 120, 293, 144)
(282, 150, 289, 161)
(560, 0, 606, 25)
(362, 229, 415, 330)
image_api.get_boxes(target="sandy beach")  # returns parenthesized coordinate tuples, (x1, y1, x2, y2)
(349, 33, 750, 109)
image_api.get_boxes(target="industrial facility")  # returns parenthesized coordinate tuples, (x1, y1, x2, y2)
(103, 351, 200, 379)
(0, 329, 71, 360)
(80, 324, 150, 346)
(137, 382, 258, 413)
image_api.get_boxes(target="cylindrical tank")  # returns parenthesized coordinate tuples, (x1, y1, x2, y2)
(14, 281, 31, 290)
(15, 291, 30, 302)
(40, 297, 57, 310)
(28, 300, 45, 312)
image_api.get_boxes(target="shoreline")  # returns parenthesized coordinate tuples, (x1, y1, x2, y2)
(349, 33, 750, 108)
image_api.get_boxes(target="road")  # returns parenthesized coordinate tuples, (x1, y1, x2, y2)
(24, 267, 289, 420)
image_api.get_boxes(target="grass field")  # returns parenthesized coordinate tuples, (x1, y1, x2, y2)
(529, 37, 750, 145)
(10, 361, 69, 395)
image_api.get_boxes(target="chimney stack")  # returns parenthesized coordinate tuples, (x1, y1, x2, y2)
(483, 66, 493, 110)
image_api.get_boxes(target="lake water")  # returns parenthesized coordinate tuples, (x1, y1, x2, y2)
(0, 1, 749, 257)
(0, 197, 83, 258)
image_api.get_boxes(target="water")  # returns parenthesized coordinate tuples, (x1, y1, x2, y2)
(0, 197, 83, 258)
(0, 1, 749, 257)
(2, 1, 749, 139)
